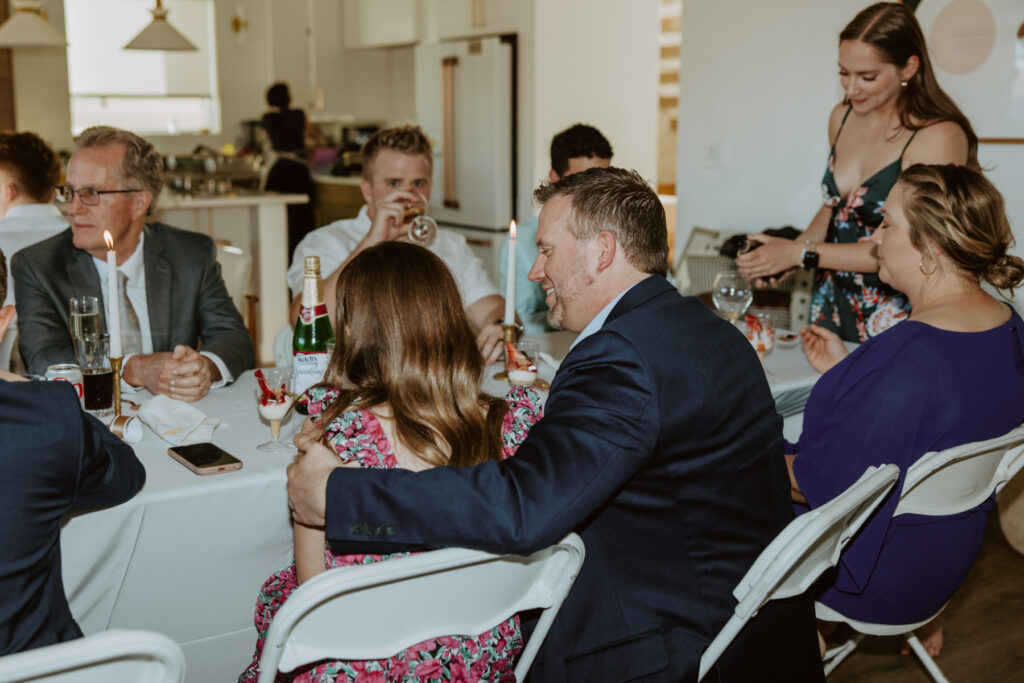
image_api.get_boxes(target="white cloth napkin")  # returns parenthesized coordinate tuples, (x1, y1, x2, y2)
(138, 395, 223, 445)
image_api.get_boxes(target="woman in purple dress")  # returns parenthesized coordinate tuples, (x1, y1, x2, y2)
(786, 165, 1024, 656)
(239, 242, 542, 682)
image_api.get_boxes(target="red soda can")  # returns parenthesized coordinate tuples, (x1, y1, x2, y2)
(45, 363, 85, 404)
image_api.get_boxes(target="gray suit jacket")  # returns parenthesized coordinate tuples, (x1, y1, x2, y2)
(11, 222, 254, 378)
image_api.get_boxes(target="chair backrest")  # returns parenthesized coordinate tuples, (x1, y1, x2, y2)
(897, 423, 1024, 517)
(0, 629, 185, 683)
(257, 533, 585, 683)
(698, 465, 899, 681)
(215, 242, 252, 316)
(272, 325, 293, 368)
(0, 316, 15, 372)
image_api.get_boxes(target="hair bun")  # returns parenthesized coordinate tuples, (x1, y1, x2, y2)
(986, 253, 1024, 291)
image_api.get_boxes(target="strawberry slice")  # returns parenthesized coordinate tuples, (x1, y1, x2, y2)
(744, 314, 762, 335)
(505, 342, 537, 372)
(254, 369, 274, 398)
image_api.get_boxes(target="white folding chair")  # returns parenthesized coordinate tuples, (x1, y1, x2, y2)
(272, 324, 293, 368)
(818, 424, 1024, 682)
(698, 465, 899, 682)
(214, 242, 253, 317)
(0, 629, 185, 683)
(257, 533, 585, 683)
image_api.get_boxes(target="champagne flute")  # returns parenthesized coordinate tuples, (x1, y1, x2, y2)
(711, 272, 753, 324)
(255, 368, 295, 453)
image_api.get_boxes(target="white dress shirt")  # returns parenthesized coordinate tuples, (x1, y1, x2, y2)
(287, 206, 499, 306)
(0, 203, 68, 306)
(92, 233, 231, 390)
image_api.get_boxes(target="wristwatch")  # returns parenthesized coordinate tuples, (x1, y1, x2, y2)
(801, 240, 819, 269)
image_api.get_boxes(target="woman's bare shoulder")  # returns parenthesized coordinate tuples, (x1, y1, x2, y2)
(904, 120, 970, 166)
(827, 102, 848, 141)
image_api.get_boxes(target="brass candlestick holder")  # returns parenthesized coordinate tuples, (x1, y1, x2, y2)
(110, 355, 124, 417)
(491, 323, 520, 381)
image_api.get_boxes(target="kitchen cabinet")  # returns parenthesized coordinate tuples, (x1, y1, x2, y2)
(313, 176, 364, 226)
(344, 0, 418, 48)
(436, 0, 524, 40)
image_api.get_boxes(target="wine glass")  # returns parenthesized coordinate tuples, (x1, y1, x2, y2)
(711, 272, 753, 324)
(745, 312, 776, 363)
(255, 368, 295, 453)
(402, 191, 437, 247)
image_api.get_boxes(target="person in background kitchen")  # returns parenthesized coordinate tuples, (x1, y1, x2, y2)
(0, 131, 67, 309)
(260, 81, 319, 261)
(0, 246, 146, 656)
(501, 123, 613, 334)
(12, 125, 253, 400)
(288, 125, 508, 364)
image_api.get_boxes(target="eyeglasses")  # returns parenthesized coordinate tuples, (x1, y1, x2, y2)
(55, 186, 141, 206)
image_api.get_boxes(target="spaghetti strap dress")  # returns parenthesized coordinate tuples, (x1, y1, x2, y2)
(810, 106, 913, 343)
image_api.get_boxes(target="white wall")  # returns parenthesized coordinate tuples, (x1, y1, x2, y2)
(675, 0, 865, 252)
(530, 0, 660, 215)
(675, 0, 1024, 262)
(11, 0, 414, 157)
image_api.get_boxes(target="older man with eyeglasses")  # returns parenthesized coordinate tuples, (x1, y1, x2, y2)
(11, 126, 253, 400)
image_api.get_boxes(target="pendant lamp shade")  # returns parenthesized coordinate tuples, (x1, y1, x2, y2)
(124, 0, 197, 51)
(0, 1, 67, 48)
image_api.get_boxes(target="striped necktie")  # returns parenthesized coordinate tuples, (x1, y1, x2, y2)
(118, 271, 143, 355)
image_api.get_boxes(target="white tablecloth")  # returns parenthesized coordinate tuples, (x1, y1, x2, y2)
(61, 372, 300, 683)
(60, 333, 822, 683)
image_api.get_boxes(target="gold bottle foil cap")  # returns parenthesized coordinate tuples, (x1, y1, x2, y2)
(304, 255, 321, 274)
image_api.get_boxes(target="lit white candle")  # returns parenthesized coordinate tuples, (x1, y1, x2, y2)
(504, 220, 516, 324)
(103, 231, 122, 357)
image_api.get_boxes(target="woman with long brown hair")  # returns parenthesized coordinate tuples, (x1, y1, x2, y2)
(738, 2, 977, 343)
(239, 242, 542, 682)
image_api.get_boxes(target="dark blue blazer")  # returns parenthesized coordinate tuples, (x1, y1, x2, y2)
(0, 379, 145, 655)
(323, 276, 823, 681)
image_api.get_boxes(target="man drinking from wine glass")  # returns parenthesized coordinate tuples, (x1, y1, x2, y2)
(288, 167, 823, 681)
(11, 126, 253, 401)
(287, 125, 508, 364)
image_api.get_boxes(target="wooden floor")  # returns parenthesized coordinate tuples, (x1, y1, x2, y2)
(828, 516, 1024, 682)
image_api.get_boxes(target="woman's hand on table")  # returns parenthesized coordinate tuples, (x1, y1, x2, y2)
(800, 324, 848, 374)
(736, 234, 802, 288)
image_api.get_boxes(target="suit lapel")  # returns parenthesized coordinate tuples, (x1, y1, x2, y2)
(143, 224, 174, 351)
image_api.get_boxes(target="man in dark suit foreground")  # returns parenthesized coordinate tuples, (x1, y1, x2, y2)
(0, 247, 145, 655)
(12, 126, 253, 400)
(288, 168, 823, 681)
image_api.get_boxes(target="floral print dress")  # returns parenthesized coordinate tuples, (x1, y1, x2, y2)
(811, 106, 913, 343)
(238, 385, 543, 683)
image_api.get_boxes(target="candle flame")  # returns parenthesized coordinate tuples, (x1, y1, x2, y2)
(510, 220, 516, 240)
(103, 230, 114, 251)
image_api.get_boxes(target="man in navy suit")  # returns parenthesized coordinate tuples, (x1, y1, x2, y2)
(0, 247, 145, 655)
(288, 168, 823, 681)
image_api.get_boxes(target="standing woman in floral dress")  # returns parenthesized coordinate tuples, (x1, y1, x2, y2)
(239, 242, 542, 682)
(738, 2, 977, 342)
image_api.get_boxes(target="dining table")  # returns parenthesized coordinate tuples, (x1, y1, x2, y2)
(59, 330, 822, 682)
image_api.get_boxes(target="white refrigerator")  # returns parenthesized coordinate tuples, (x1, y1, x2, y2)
(415, 35, 516, 279)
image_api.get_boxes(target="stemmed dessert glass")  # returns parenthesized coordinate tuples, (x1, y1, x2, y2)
(255, 368, 295, 453)
(711, 272, 753, 325)
(745, 313, 777, 363)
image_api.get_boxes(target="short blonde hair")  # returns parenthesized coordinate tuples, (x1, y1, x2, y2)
(361, 125, 433, 181)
